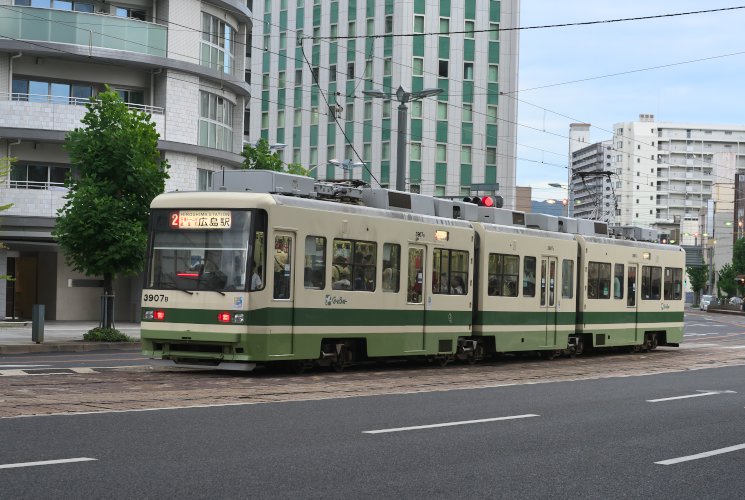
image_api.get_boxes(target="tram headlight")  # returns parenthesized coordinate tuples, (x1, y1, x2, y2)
(144, 310, 154, 320)
(233, 313, 245, 324)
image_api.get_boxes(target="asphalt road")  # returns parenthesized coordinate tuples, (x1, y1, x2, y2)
(1, 364, 744, 499)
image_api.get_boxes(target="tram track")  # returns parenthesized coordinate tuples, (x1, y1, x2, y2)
(2, 344, 745, 418)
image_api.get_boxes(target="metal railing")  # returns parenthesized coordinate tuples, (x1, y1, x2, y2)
(5, 179, 68, 190)
(1, 92, 164, 114)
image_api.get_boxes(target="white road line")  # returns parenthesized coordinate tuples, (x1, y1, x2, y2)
(656, 443, 745, 465)
(0, 365, 49, 368)
(0, 457, 97, 470)
(647, 390, 736, 403)
(721, 346, 745, 349)
(678, 343, 717, 349)
(362, 414, 540, 434)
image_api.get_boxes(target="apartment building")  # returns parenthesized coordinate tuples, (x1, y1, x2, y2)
(0, 0, 252, 320)
(569, 114, 744, 253)
(248, 0, 520, 206)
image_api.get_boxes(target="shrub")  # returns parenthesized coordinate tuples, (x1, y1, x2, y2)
(83, 327, 134, 342)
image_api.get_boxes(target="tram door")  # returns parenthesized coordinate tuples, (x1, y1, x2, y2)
(405, 245, 427, 352)
(273, 233, 295, 352)
(540, 256, 559, 346)
(627, 264, 639, 342)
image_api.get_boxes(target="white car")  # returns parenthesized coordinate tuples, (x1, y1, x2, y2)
(700, 295, 718, 311)
(729, 296, 743, 306)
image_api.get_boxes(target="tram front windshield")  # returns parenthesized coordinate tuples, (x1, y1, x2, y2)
(147, 209, 253, 292)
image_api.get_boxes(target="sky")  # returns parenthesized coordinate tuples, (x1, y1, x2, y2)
(516, 1, 745, 201)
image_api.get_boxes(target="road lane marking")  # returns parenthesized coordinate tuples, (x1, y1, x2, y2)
(721, 345, 745, 349)
(647, 390, 736, 403)
(0, 365, 49, 368)
(677, 343, 717, 349)
(0, 457, 96, 469)
(362, 414, 540, 434)
(656, 443, 745, 465)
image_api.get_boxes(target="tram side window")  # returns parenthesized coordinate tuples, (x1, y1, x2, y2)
(273, 235, 292, 299)
(382, 243, 401, 292)
(433, 248, 469, 295)
(664, 267, 683, 300)
(588, 262, 611, 299)
(304, 236, 326, 289)
(250, 224, 266, 291)
(641, 265, 662, 300)
(332, 238, 376, 291)
(613, 264, 624, 299)
(561, 259, 573, 299)
(523, 256, 536, 297)
(487, 253, 519, 297)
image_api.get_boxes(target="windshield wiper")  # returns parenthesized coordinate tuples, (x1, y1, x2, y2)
(197, 281, 226, 296)
(158, 280, 194, 295)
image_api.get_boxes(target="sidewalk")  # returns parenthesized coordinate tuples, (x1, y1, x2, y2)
(0, 321, 141, 355)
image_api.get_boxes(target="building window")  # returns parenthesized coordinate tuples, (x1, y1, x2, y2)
(414, 15, 424, 33)
(461, 146, 471, 163)
(438, 60, 448, 78)
(9, 163, 70, 189)
(439, 18, 449, 32)
(486, 105, 497, 124)
(12, 78, 93, 105)
(437, 102, 448, 120)
(345, 103, 354, 121)
(364, 101, 372, 120)
(382, 100, 391, 119)
(385, 15, 393, 33)
(463, 62, 473, 80)
(489, 22, 499, 41)
(347, 62, 355, 80)
(295, 69, 303, 85)
(413, 57, 424, 76)
(115, 6, 146, 20)
(411, 100, 422, 118)
(197, 168, 213, 191)
(382, 142, 390, 160)
(329, 65, 337, 83)
(486, 147, 497, 164)
(367, 18, 375, 35)
(488, 64, 498, 83)
(462, 103, 472, 122)
(410, 142, 422, 161)
(348, 21, 356, 36)
(465, 20, 475, 38)
(436, 144, 447, 162)
(201, 12, 236, 74)
(198, 91, 234, 152)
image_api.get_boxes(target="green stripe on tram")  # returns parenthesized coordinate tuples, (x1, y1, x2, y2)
(142, 307, 473, 327)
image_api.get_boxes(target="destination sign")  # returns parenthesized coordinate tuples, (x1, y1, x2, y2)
(170, 210, 231, 229)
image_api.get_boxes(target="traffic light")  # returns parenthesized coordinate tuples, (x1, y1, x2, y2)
(462, 195, 504, 208)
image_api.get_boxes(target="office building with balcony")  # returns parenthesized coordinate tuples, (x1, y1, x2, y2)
(570, 115, 744, 250)
(248, 0, 520, 206)
(0, 0, 252, 320)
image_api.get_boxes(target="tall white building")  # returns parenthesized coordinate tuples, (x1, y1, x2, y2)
(570, 114, 744, 252)
(0, 0, 252, 320)
(248, 0, 520, 206)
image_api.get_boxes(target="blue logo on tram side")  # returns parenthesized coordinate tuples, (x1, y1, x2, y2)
(325, 295, 348, 306)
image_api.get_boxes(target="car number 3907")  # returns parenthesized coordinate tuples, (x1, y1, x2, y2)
(143, 294, 168, 303)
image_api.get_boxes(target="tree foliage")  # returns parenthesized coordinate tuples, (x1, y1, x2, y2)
(717, 263, 737, 298)
(687, 265, 709, 304)
(241, 138, 284, 171)
(241, 138, 310, 176)
(53, 89, 169, 326)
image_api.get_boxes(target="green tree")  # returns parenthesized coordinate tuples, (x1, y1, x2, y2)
(717, 263, 737, 298)
(0, 157, 14, 281)
(53, 89, 169, 328)
(240, 139, 311, 176)
(240, 138, 284, 171)
(733, 238, 745, 296)
(687, 265, 709, 306)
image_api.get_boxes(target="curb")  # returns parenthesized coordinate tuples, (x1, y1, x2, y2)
(0, 342, 142, 355)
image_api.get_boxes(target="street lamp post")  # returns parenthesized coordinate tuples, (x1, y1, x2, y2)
(363, 85, 443, 191)
(329, 158, 366, 180)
